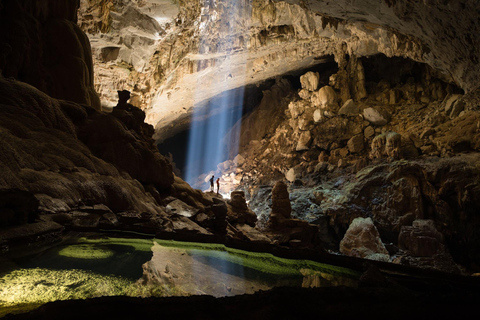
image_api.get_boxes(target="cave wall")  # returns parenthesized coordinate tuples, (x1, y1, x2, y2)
(75, 0, 479, 143)
(0, 0, 177, 228)
(0, 0, 100, 109)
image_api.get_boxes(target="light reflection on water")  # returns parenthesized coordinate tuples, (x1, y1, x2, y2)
(0, 237, 359, 316)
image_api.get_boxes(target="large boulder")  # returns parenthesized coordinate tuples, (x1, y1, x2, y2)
(312, 86, 338, 109)
(363, 107, 391, 126)
(227, 191, 257, 227)
(300, 71, 320, 91)
(340, 217, 390, 262)
(398, 220, 445, 257)
(296, 131, 312, 151)
(370, 131, 401, 160)
(347, 134, 365, 154)
(338, 99, 359, 116)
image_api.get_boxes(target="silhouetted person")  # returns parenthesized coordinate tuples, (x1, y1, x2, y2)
(216, 178, 220, 194)
(210, 175, 214, 192)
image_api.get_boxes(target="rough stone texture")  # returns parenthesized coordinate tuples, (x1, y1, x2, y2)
(347, 134, 365, 154)
(340, 217, 390, 262)
(300, 71, 320, 91)
(363, 107, 391, 126)
(338, 99, 359, 116)
(312, 86, 338, 109)
(0, 0, 100, 109)
(398, 220, 445, 257)
(166, 199, 198, 218)
(296, 131, 312, 151)
(0, 76, 173, 221)
(227, 191, 257, 227)
(270, 181, 292, 222)
(76, 0, 480, 143)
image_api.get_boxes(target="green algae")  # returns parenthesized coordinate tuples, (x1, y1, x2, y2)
(154, 239, 360, 280)
(0, 236, 360, 317)
(0, 267, 183, 318)
(58, 244, 115, 259)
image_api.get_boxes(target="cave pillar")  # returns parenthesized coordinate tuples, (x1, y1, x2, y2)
(331, 44, 351, 105)
(347, 54, 368, 101)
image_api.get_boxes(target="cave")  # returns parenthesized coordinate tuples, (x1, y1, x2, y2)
(1, 0, 480, 319)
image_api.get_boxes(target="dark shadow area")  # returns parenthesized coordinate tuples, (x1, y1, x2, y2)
(361, 53, 464, 94)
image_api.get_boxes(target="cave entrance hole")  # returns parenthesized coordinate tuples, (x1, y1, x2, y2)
(157, 56, 338, 191)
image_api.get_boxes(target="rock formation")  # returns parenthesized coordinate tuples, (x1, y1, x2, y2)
(340, 217, 390, 262)
(1, 0, 480, 286)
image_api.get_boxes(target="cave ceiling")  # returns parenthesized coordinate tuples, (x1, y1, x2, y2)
(80, 0, 480, 142)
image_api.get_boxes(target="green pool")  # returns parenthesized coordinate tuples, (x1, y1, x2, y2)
(0, 236, 359, 317)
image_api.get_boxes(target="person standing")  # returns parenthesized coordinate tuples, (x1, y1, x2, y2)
(209, 175, 214, 192)
(216, 178, 220, 194)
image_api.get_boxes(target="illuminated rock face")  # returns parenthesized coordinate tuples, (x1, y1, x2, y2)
(78, 0, 480, 143)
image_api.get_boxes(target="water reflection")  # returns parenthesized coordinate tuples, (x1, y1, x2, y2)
(0, 237, 359, 316)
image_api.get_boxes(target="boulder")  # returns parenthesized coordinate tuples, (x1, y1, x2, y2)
(296, 131, 312, 151)
(233, 154, 245, 166)
(166, 199, 199, 218)
(285, 168, 297, 182)
(270, 181, 292, 221)
(442, 94, 462, 115)
(298, 88, 312, 100)
(340, 217, 389, 262)
(227, 191, 257, 227)
(300, 71, 320, 91)
(288, 100, 307, 119)
(370, 131, 401, 159)
(363, 107, 391, 126)
(347, 134, 365, 153)
(364, 126, 375, 138)
(313, 109, 324, 123)
(312, 86, 337, 108)
(398, 220, 445, 257)
(338, 99, 359, 116)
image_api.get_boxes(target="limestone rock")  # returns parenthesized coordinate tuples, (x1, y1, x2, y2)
(364, 126, 375, 138)
(450, 99, 465, 119)
(338, 99, 359, 116)
(288, 100, 307, 119)
(313, 109, 325, 123)
(233, 154, 245, 166)
(370, 131, 401, 159)
(340, 217, 389, 262)
(166, 199, 199, 218)
(298, 89, 312, 100)
(363, 107, 391, 126)
(296, 131, 312, 151)
(300, 71, 320, 91)
(398, 220, 445, 257)
(347, 134, 365, 154)
(285, 168, 297, 183)
(442, 94, 463, 115)
(270, 181, 292, 221)
(227, 191, 257, 227)
(312, 86, 338, 109)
